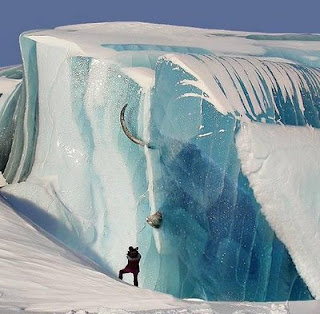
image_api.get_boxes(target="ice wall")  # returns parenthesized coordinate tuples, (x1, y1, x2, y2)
(1, 22, 320, 302)
(0, 65, 24, 182)
(145, 54, 320, 300)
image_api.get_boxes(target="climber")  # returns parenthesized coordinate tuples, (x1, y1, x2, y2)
(118, 246, 141, 287)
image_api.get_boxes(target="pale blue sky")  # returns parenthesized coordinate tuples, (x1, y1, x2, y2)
(1, 0, 319, 66)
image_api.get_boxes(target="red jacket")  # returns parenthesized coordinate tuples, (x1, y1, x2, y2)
(126, 253, 141, 270)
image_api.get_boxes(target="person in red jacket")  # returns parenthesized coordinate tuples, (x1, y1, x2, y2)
(118, 246, 141, 287)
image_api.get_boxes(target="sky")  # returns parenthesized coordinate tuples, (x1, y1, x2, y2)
(1, 0, 320, 67)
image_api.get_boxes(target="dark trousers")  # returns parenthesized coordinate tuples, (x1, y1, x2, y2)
(119, 268, 139, 286)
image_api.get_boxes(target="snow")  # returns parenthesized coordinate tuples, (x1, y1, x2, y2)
(0, 195, 171, 313)
(0, 76, 22, 109)
(0, 171, 7, 187)
(0, 195, 176, 313)
(0, 194, 313, 313)
(0, 77, 21, 94)
(121, 68, 155, 89)
(21, 22, 320, 68)
(236, 122, 320, 299)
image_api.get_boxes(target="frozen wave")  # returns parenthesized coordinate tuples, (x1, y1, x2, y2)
(0, 22, 320, 304)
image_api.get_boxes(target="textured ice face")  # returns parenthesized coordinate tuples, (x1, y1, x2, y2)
(144, 55, 319, 300)
(0, 22, 320, 302)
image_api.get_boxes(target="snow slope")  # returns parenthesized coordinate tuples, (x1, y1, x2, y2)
(0, 195, 175, 313)
(0, 195, 302, 313)
(0, 194, 318, 313)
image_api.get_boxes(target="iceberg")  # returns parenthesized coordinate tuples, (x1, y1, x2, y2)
(1, 22, 320, 306)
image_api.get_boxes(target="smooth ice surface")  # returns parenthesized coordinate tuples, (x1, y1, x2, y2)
(1, 22, 320, 305)
(236, 123, 320, 299)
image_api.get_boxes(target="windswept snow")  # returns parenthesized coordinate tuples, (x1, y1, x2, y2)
(0, 195, 176, 313)
(236, 123, 320, 299)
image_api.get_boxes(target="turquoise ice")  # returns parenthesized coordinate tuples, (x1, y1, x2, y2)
(1, 22, 320, 302)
